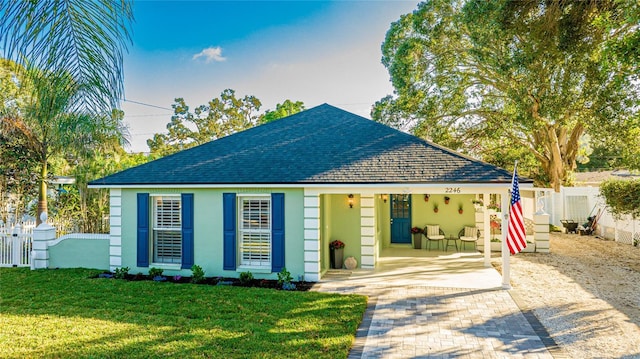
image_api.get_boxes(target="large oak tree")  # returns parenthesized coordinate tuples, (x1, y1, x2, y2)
(374, 0, 639, 191)
(148, 91, 305, 157)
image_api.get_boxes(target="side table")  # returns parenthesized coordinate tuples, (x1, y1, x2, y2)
(445, 236, 458, 252)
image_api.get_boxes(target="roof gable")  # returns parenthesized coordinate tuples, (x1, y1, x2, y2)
(91, 104, 526, 186)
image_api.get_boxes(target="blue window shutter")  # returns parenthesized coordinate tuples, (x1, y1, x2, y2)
(271, 193, 285, 272)
(137, 193, 150, 267)
(223, 193, 236, 270)
(181, 193, 194, 269)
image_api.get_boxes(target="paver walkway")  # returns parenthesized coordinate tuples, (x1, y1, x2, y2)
(313, 249, 555, 358)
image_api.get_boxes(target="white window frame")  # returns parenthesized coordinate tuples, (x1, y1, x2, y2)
(151, 195, 182, 265)
(237, 194, 271, 270)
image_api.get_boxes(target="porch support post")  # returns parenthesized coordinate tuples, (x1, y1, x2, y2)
(31, 215, 55, 270)
(360, 194, 375, 269)
(482, 192, 491, 267)
(109, 189, 123, 271)
(534, 213, 550, 253)
(303, 191, 321, 281)
(501, 192, 511, 289)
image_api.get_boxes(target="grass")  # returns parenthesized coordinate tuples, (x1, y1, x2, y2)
(0, 268, 367, 359)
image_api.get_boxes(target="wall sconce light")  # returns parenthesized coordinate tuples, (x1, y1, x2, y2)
(381, 194, 388, 203)
(424, 194, 430, 202)
(348, 194, 354, 208)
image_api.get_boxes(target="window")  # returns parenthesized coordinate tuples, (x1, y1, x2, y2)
(152, 196, 182, 264)
(238, 196, 271, 268)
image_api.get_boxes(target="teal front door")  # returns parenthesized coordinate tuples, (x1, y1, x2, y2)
(390, 194, 411, 244)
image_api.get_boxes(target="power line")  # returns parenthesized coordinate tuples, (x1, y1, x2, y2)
(125, 113, 173, 118)
(122, 98, 173, 111)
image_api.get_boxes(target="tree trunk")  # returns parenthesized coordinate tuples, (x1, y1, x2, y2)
(36, 159, 47, 225)
(528, 93, 585, 192)
(543, 123, 585, 192)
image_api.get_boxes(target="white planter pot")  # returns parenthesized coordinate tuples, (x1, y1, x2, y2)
(477, 242, 502, 252)
(479, 242, 535, 252)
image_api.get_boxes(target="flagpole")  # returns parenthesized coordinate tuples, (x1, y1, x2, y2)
(502, 161, 518, 289)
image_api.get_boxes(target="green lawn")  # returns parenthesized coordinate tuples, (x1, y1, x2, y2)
(0, 268, 367, 359)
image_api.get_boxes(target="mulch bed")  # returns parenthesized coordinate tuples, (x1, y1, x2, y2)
(92, 272, 315, 291)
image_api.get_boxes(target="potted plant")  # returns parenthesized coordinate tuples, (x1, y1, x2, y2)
(411, 227, 423, 249)
(490, 215, 501, 237)
(329, 240, 345, 269)
(471, 199, 484, 212)
(522, 240, 536, 252)
(487, 202, 501, 212)
(424, 194, 430, 202)
(490, 238, 502, 251)
(433, 203, 439, 213)
(444, 196, 450, 204)
(458, 203, 464, 214)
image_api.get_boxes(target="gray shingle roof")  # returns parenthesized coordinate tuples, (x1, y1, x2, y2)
(90, 104, 530, 186)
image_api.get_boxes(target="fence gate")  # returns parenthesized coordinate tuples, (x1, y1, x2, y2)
(0, 225, 33, 267)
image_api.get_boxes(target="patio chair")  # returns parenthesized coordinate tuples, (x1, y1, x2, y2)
(458, 226, 480, 251)
(424, 225, 445, 251)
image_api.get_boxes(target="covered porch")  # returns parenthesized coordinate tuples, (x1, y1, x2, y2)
(321, 246, 502, 289)
(302, 185, 550, 286)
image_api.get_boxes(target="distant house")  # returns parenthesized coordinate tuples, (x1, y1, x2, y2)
(89, 104, 536, 281)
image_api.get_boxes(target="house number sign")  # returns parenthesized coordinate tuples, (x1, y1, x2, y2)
(445, 187, 461, 193)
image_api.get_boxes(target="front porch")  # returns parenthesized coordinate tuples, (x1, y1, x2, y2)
(319, 246, 503, 289)
(302, 188, 550, 284)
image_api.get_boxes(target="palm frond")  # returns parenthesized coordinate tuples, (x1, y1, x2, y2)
(0, 0, 133, 113)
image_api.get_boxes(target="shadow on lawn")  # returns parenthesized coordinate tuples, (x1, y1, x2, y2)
(0, 268, 367, 359)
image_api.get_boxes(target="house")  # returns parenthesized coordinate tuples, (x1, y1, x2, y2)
(89, 104, 541, 282)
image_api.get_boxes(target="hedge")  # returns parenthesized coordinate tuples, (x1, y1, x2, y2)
(599, 179, 640, 219)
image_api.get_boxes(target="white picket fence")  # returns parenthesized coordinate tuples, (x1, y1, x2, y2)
(0, 223, 33, 267)
(0, 219, 71, 267)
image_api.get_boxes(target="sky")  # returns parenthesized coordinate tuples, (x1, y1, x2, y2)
(122, 0, 419, 152)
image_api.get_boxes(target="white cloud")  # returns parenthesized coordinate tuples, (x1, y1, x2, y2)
(192, 46, 226, 63)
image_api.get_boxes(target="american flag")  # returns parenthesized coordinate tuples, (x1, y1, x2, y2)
(506, 166, 527, 255)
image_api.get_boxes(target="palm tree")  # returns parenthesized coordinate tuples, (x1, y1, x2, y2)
(1, 1, 132, 224)
(0, 0, 133, 114)
(1, 63, 127, 224)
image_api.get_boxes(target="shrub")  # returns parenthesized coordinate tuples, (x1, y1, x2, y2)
(114, 266, 129, 279)
(191, 264, 205, 284)
(239, 271, 253, 285)
(277, 267, 293, 286)
(148, 267, 163, 277)
(277, 268, 296, 291)
(600, 179, 640, 219)
(282, 282, 297, 291)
